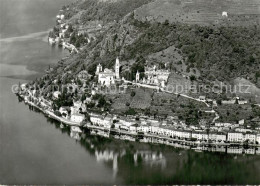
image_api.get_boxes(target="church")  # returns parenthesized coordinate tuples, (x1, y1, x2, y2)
(96, 57, 120, 86)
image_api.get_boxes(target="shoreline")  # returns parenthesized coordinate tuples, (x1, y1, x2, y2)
(16, 93, 260, 154)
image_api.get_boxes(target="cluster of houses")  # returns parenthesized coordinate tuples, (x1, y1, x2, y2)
(58, 100, 86, 123)
(88, 112, 260, 145)
(20, 83, 86, 124)
(48, 13, 79, 53)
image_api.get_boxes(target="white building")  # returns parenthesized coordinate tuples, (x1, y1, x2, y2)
(20, 83, 27, 91)
(71, 114, 85, 123)
(137, 125, 149, 133)
(227, 132, 243, 142)
(173, 130, 191, 139)
(90, 114, 112, 129)
(59, 107, 69, 117)
(222, 11, 228, 17)
(222, 100, 236, 104)
(129, 124, 138, 133)
(74, 100, 82, 109)
(70, 106, 79, 115)
(215, 123, 232, 127)
(60, 14, 65, 20)
(256, 134, 260, 144)
(192, 132, 209, 141)
(244, 133, 256, 143)
(238, 100, 248, 105)
(149, 125, 160, 134)
(239, 119, 245, 125)
(53, 91, 61, 99)
(209, 133, 227, 142)
(199, 96, 206, 101)
(144, 65, 170, 86)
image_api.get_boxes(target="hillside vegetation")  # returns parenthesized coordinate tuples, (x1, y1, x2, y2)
(44, 0, 260, 104)
(134, 0, 260, 26)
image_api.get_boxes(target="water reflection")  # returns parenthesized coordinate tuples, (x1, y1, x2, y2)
(25, 104, 260, 184)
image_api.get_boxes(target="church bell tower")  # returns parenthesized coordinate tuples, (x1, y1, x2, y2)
(115, 57, 120, 79)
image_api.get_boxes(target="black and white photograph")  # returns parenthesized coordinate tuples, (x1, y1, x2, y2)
(0, 0, 260, 185)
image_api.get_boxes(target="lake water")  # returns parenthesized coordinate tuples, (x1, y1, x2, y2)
(0, 0, 260, 184)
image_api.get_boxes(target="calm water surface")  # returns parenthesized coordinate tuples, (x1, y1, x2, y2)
(0, 0, 260, 184)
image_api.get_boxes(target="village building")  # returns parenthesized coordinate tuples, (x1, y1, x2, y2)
(20, 83, 27, 91)
(227, 132, 243, 142)
(222, 11, 228, 17)
(149, 125, 160, 134)
(78, 70, 91, 80)
(192, 132, 209, 141)
(222, 100, 236, 104)
(142, 65, 170, 86)
(244, 133, 256, 143)
(199, 96, 206, 101)
(256, 134, 260, 144)
(53, 91, 61, 100)
(238, 100, 248, 105)
(215, 122, 232, 128)
(209, 133, 227, 142)
(70, 106, 79, 114)
(137, 124, 150, 134)
(90, 114, 112, 129)
(71, 113, 85, 123)
(129, 124, 139, 133)
(173, 130, 192, 139)
(74, 100, 82, 109)
(239, 119, 245, 125)
(59, 107, 69, 118)
(60, 14, 65, 20)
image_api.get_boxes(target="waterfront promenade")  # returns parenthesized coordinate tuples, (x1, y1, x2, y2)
(18, 93, 260, 151)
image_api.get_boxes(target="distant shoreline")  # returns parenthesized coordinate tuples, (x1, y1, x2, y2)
(0, 30, 50, 42)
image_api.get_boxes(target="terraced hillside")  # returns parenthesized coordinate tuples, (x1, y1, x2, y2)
(134, 0, 260, 26)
